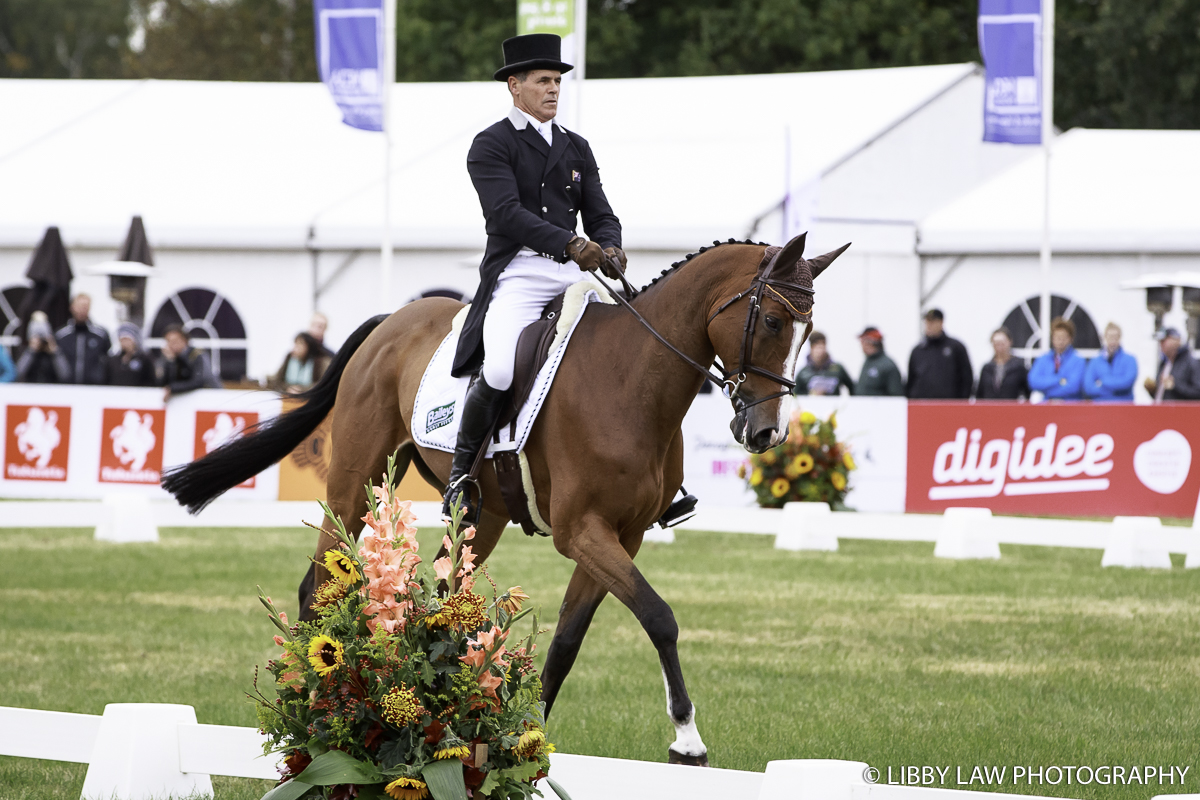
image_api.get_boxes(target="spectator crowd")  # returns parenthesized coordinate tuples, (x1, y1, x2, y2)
(0, 295, 336, 400)
(793, 307, 1194, 403)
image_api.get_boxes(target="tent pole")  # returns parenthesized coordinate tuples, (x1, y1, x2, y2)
(1038, 0, 1055, 353)
(380, 0, 396, 316)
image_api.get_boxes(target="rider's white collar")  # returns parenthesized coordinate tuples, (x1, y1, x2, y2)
(508, 106, 555, 146)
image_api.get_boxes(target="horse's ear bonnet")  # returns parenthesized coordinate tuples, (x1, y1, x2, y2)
(760, 233, 851, 320)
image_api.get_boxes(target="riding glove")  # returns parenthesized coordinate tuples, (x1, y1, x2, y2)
(566, 237, 604, 273)
(601, 247, 627, 280)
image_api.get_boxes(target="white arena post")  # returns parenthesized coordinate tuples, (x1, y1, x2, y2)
(80, 704, 212, 800)
(93, 494, 159, 543)
(934, 507, 1000, 560)
(775, 502, 838, 551)
(759, 758, 868, 800)
(1101, 516, 1173, 569)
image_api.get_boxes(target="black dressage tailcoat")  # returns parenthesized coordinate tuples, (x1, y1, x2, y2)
(452, 106, 622, 377)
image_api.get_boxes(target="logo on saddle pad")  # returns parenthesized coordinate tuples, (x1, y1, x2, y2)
(426, 402, 455, 434)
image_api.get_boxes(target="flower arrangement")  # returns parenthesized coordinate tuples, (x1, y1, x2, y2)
(740, 409, 856, 509)
(251, 456, 567, 800)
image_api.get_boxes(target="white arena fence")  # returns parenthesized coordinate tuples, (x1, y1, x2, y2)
(1, 497, 1197, 570)
(3, 702, 1195, 800)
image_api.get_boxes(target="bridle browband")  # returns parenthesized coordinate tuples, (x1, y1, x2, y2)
(591, 244, 813, 412)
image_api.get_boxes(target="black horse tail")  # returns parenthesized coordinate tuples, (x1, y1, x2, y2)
(162, 314, 389, 513)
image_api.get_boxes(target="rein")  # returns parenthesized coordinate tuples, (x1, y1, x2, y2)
(589, 247, 813, 410)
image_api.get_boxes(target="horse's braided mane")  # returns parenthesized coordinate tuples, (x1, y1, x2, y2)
(637, 238, 771, 293)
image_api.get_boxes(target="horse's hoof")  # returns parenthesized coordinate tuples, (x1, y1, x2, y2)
(668, 748, 709, 767)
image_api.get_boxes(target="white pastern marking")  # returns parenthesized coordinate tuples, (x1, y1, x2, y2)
(662, 669, 707, 756)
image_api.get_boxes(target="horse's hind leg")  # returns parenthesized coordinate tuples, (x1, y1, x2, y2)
(298, 428, 411, 618)
(564, 520, 708, 766)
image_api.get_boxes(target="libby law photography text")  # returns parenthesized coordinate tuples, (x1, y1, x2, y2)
(865, 764, 1191, 787)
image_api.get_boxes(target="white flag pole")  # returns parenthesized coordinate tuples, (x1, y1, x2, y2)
(1038, 0, 1055, 353)
(380, 0, 396, 316)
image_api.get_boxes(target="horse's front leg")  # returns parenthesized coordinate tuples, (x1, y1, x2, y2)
(541, 564, 608, 718)
(565, 518, 709, 766)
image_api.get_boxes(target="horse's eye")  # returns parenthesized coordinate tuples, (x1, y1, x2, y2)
(764, 315, 780, 333)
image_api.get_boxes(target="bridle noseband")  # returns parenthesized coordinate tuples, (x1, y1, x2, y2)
(592, 245, 813, 412)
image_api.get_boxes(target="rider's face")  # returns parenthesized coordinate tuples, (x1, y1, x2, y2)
(509, 70, 561, 123)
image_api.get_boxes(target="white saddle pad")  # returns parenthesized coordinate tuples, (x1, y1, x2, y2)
(412, 280, 613, 455)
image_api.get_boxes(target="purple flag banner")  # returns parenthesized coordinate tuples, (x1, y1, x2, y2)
(979, 0, 1043, 144)
(314, 0, 385, 132)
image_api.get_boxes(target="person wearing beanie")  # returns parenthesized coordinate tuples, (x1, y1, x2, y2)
(108, 322, 156, 386)
(16, 311, 70, 383)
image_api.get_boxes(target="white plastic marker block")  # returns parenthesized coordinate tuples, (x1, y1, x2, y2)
(1102, 516, 1172, 569)
(80, 704, 213, 800)
(758, 759, 868, 800)
(643, 527, 676, 544)
(934, 507, 1000, 560)
(94, 493, 159, 543)
(775, 502, 837, 551)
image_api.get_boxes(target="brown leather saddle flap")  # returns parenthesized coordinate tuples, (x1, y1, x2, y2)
(496, 291, 566, 430)
(493, 450, 546, 537)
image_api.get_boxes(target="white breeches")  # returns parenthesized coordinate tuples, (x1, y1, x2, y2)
(481, 253, 583, 391)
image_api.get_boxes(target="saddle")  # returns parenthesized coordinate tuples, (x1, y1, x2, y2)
(482, 292, 568, 538)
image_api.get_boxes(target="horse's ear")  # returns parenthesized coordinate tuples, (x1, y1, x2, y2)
(767, 232, 807, 278)
(810, 242, 851, 279)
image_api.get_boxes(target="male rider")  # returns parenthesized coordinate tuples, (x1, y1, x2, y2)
(443, 33, 625, 520)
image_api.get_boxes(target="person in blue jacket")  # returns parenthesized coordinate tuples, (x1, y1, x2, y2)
(0, 344, 14, 382)
(1083, 322, 1138, 401)
(1028, 317, 1086, 400)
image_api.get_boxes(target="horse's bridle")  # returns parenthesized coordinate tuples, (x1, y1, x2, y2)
(592, 247, 813, 411)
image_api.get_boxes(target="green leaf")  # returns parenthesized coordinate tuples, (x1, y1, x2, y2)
(259, 779, 315, 800)
(494, 760, 541, 783)
(421, 758, 469, 800)
(545, 777, 574, 800)
(477, 770, 499, 796)
(293, 749, 385, 785)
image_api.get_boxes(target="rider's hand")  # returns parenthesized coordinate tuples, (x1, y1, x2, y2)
(566, 237, 604, 273)
(601, 246, 627, 280)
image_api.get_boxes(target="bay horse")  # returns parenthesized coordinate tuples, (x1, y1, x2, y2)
(163, 233, 846, 765)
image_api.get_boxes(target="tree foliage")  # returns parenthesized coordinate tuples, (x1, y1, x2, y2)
(0, 0, 1196, 130)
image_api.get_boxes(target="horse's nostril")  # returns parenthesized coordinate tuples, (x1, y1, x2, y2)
(752, 427, 777, 451)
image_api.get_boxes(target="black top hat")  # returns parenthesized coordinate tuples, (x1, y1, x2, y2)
(494, 33, 574, 81)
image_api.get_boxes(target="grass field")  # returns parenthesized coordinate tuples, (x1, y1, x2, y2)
(1, 521, 1198, 800)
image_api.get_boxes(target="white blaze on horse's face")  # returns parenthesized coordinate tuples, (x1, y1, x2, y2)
(771, 319, 807, 444)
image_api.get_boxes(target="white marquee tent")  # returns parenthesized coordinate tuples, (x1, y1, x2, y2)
(916, 128, 1200, 398)
(0, 64, 1024, 379)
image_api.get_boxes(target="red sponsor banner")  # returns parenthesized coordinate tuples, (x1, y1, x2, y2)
(4, 404, 72, 482)
(907, 402, 1200, 517)
(193, 410, 258, 488)
(99, 408, 166, 484)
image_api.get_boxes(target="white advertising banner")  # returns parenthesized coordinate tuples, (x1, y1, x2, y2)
(680, 393, 909, 512)
(0, 385, 282, 500)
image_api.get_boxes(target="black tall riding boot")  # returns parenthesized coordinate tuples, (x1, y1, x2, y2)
(442, 376, 509, 522)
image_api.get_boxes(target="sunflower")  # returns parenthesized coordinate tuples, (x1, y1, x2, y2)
(843, 452, 857, 470)
(831, 471, 847, 490)
(736, 463, 746, 479)
(514, 728, 546, 758)
(435, 742, 471, 760)
(759, 449, 777, 465)
(798, 410, 817, 426)
(770, 478, 790, 498)
(792, 453, 814, 475)
(382, 684, 422, 726)
(499, 586, 530, 615)
(323, 549, 360, 584)
(306, 635, 344, 676)
(828, 411, 838, 430)
(384, 777, 429, 800)
(749, 468, 764, 486)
